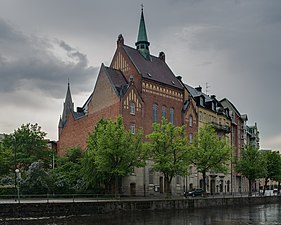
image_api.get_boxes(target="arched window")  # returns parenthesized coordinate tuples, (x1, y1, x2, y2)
(169, 107, 174, 125)
(162, 105, 167, 119)
(189, 115, 193, 127)
(152, 103, 158, 123)
(130, 101, 135, 115)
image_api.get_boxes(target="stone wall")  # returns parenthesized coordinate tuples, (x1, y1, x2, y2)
(1, 196, 280, 219)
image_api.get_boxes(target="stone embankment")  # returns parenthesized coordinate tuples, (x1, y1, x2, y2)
(0, 196, 279, 218)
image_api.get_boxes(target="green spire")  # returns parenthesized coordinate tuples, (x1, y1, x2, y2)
(135, 6, 150, 60)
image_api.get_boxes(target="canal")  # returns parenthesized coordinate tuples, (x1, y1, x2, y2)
(1, 203, 280, 225)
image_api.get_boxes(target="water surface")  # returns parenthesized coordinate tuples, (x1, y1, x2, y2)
(1, 203, 280, 225)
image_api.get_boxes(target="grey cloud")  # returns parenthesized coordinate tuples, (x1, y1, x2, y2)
(0, 18, 97, 99)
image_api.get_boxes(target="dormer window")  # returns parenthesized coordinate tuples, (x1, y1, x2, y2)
(130, 102, 135, 115)
(200, 97, 204, 106)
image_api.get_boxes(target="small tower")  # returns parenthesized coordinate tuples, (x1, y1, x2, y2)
(58, 81, 74, 137)
(135, 6, 151, 60)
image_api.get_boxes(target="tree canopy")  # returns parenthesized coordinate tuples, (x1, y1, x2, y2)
(83, 117, 146, 194)
(261, 150, 281, 195)
(236, 145, 266, 195)
(188, 124, 231, 192)
(2, 123, 50, 170)
(146, 118, 190, 195)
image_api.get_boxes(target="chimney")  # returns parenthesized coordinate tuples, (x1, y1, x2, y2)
(195, 86, 202, 92)
(159, 52, 165, 62)
(117, 34, 124, 46)
(176, 76, 182, 81)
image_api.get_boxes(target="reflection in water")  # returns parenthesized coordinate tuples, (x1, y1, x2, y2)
(1, 203, 281, 225)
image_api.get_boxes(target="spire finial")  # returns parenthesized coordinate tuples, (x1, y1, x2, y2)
(135, 5, 151, 60)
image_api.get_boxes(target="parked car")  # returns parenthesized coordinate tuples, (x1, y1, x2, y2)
(184, 188, 206, 197)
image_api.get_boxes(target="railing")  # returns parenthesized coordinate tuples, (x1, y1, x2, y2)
(0, 191, 279, 204)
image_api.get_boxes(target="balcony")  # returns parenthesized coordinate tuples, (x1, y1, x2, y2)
(211, 122, 231, 133)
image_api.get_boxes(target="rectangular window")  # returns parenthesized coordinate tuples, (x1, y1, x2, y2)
(169, 107, 174, 125)
(130, 101, 135, 115)
(130, 123, 135, 134)
(199, 111, 202, 121)
(176, 175, 180, 185)
(189, 115, 193, 127)
(189, 133, 193, 143)
(162, 106, 167, 119)
(149, 169, 154, 184)
(153, 103, 158, 123)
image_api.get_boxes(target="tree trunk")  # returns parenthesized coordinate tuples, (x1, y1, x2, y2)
(263, 178, 268, 196)
(114, 175, 118, 197)
(164, 175, 172, 198)
(248, 179, 252, 196)
(202, 171, 207, 192)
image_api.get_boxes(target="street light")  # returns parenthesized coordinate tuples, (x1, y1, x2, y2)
(15, 169, 20, 203)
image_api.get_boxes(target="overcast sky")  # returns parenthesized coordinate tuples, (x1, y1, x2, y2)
(0, 0, 280, 150)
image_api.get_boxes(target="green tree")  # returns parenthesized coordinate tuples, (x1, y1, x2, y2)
(51, 147, 84, 194)
(84, 117, 146, 194)
(0, 140, 13, 176)
(236, 145, 266, 196)
(188, 124, 231, 192)
(21, 161, 52, 195)
(3, 123, 51, 170)
(146, 118, 190, 196)
(261, 151, 281, 195)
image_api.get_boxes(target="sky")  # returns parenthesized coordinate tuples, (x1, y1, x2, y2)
(0, 0, 280, 150)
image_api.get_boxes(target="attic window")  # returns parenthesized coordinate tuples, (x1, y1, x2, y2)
(147, 73, 152, 77)
(171, 81, 175, 85)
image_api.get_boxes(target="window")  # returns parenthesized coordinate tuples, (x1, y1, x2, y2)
(152, 103, 158, 123)
(189, 115, 193, 127)
(130, 101, 135, 115)
(199, 111, 202, 121)
(130, 123, 135, 134)
(200, 97, 204, 106)
(162, 106, 167, 119)
(170, 107, 174, 125)
(176, 176, 180, 185)
(189, 133, 193, 143)
(149, 169, 154, 184)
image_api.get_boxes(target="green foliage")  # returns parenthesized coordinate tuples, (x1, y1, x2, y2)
(236, 145, 266, 195)
(2, 123, 51, 170)
(51, 147, 84, 193)
(21, 161, 52, 195)
(188, 124, 231, 191)
(83, 117, 146, 194)
(261, 151, 281, 194)
(0, 141, 13, 176)
(146, 118, 190, 194)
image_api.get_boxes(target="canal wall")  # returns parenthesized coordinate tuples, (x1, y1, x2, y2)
(0, 196, 280, 218)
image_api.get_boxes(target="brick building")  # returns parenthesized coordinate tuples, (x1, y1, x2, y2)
(57, 9, 256, 196)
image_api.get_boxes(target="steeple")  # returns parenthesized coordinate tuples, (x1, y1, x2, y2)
(135, 6, 150, 60)
(61, 81, 74, 128)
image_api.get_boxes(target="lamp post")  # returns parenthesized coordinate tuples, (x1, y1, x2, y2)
(15, 169, 20, 203)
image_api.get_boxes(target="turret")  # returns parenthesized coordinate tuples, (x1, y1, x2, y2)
(58, 81, 74, 136)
